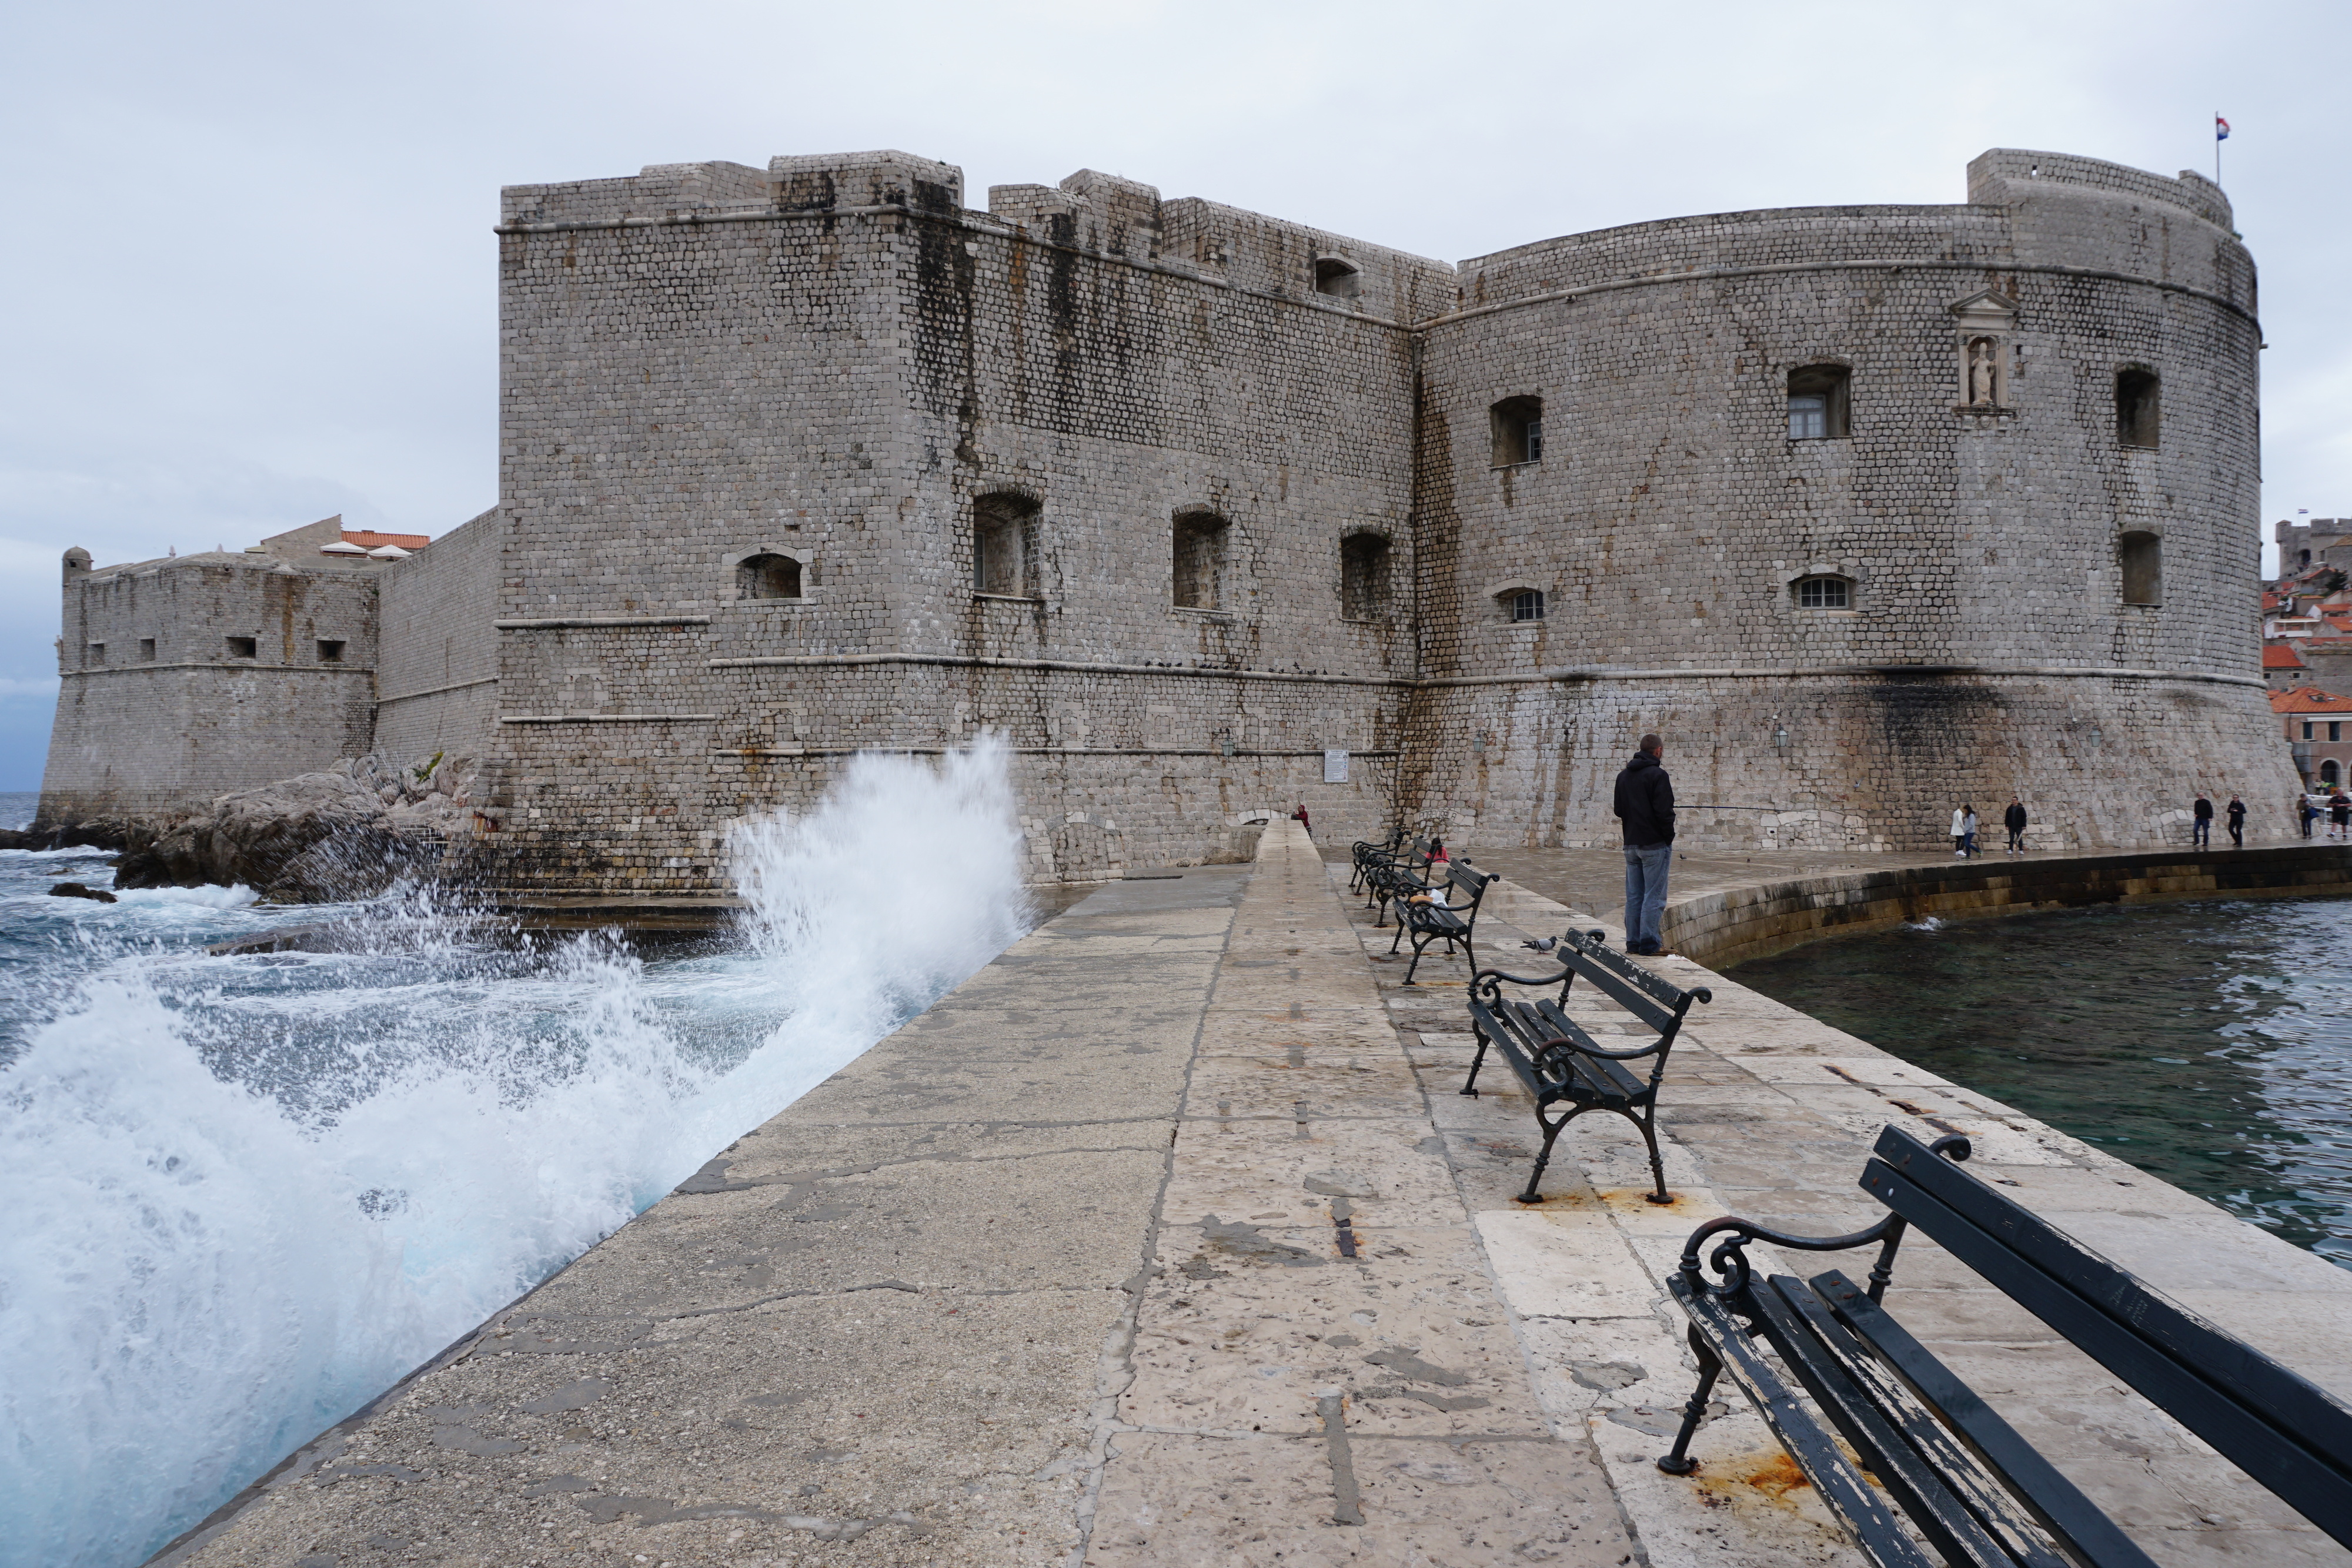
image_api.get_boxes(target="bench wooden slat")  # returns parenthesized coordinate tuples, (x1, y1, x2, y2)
(1748, 1275, 2050, 1568)
(1673, 1281, 1942, 1568)
(1518, 999, 1648, 1100)
(1811, 1271, 2160, 1568)
(1872, 1127, 2352, 1474)
(1860, 1139, 2352, 1548)
(1553, 944, 1684, 1034)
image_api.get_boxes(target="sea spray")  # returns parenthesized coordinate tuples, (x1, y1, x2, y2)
(0, 740, 1032, 1567)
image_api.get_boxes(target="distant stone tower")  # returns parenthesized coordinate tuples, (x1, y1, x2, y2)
(38, 519, 382, 821)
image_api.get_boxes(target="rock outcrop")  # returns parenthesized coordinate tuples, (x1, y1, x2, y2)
(106, 753, 482, 901)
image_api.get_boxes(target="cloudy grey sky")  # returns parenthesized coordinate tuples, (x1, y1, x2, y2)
(3, 0, 2345, 789)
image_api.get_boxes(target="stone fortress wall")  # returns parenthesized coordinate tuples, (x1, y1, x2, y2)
(39, 517, 382, 820)
(479, 151, 1448, 888)
(1402, 148, 2281, 852)
(374, 507, 501, 769)
(37, 145, 2298, 884)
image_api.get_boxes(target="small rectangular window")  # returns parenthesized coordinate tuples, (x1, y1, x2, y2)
(1491, 397, 1543, 466)
(1174, 513, 1228, 610)
(2306, 721, 2317, 740)
(2119, 531, 2161, 606)
(1511, 589, 1545, 622)
(2117, 369, 2160, 449)
(1788, 365, 1850, 439)
(318, 640, 346, 664)
(2335, 722, 2344, 743)
(139, 638, 156, 662)
(1796, 576, 1850, 609)
(226, 636, 257, 660)
(973, 494, 1039, 597)
(85, 642, 105, 667)
(1340, 533, 1391, 621)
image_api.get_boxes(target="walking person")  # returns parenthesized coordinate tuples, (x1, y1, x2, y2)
(1613, 733, 1676, 957)
(2227, 794, 2246, 848)
(1961, 803, 1980, 858)
(2301, 791, 2320, 839)
(1950, 804, 1969, 857)
(2004, 795, 2028, 853)
(2192, 791, 2214, 848)
(2333, 790, 2351, 842)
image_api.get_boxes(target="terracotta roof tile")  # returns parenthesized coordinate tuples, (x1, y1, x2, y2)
(2272, 687, 2352, 714)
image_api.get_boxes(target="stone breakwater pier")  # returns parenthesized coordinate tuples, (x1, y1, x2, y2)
(155, 825, 2352, 1567)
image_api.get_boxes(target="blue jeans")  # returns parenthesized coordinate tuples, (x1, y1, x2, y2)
(1623, 842, 1672, 953)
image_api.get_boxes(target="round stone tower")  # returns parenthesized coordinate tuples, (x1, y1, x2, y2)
(1403, 149, 2280, 852)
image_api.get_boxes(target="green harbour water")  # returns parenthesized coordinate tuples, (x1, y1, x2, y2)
(1730, 895, 2352, 1271)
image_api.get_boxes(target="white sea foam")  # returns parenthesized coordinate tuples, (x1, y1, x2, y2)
(109, 883, 262, 910)
(0, 738, 1031, 1567)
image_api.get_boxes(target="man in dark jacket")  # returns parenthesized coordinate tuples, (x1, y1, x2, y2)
(2226, 794, 2246, 848)
(2003, 796, 2027, 854)
(2192, 791, 2213, 847)
(1613, 734, 1675, 955)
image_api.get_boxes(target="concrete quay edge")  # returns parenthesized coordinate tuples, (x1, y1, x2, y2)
(149, 824, 2352, 1568)
(1484, 842, 2352, 969)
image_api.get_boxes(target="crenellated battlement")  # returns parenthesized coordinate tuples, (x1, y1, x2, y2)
(1967, 148, 2233, 230)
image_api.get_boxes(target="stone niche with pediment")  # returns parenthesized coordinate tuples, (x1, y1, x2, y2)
(1947, 289, 2017, 414)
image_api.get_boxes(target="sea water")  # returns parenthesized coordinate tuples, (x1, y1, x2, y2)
(1732, 897, 2352, 1271)
(0, 743, 1034, 1568)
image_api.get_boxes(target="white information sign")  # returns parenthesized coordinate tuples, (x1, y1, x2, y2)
(1323, 749, 1350, 784)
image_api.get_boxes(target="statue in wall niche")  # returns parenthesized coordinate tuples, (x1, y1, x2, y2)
(1967, 337, 1999, 407)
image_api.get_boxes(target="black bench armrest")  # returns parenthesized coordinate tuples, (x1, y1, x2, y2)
(1676, 1134, 1973, 1299)
(1469, 965, 1572, 989)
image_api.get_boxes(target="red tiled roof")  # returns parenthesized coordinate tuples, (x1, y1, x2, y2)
(2272, 687, 2352, 714)
(342, 530, 431, 550)
(2264, 644, 2308, 669)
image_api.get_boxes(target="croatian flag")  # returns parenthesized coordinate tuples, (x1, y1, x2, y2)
(2217, 115, 2231, 141)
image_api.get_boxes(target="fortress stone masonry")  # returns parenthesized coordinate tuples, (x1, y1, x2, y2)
(39, 147, 2296, 890)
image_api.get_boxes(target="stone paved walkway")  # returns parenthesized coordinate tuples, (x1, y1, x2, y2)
(161, 823, 2352, 1568)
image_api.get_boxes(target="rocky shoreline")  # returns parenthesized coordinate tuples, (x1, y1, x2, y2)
(7, 753, 482, 902)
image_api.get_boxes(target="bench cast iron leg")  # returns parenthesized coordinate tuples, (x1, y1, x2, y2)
(1401, 931, 1429, 985)
(1636, 1104, 1673, 1205)
(1516, 1104, 1572, 1204)
(1461, 1027, 1490, 1098)
(1656, 1328, 1722, 1475)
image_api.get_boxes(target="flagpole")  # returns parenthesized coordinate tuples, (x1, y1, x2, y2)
(2215, 111, 2221, 185)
